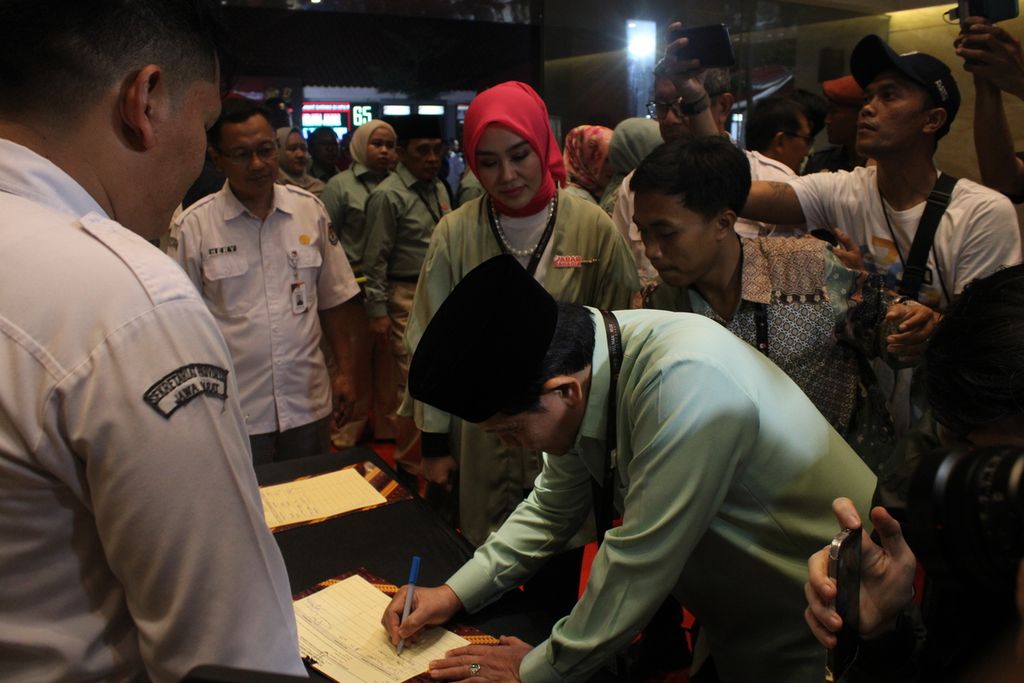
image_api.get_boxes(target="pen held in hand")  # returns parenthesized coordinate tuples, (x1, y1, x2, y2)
(396, 555, 421, 655)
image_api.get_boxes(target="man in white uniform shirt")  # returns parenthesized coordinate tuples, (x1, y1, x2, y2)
(171, 99, 361, 463)
(0, 1, 305, 681)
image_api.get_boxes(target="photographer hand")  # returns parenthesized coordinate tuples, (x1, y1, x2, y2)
(955, 18, 1024, 100)
(662, 21, 720, 138)
(804, 498, 918, 647)
(884, 299, 940, 365)
(830, 228, 865, 271)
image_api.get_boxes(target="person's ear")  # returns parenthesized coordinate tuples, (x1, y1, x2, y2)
(922, 107, 948, 137)
(119, 64, 164, 152)
(713, 208, 738, 239)
(208, 144, 227, 173)
(542, 375, 583, 406)
(714, 92, 736, 125)
(770, 130, 788, 154)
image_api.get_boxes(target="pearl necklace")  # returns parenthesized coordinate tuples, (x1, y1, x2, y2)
(489, 196, 557, 257)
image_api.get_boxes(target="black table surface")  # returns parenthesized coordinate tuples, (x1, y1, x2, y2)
(256, 449, 562, 646)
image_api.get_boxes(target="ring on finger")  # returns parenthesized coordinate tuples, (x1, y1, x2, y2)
(468, 662, 481, 676)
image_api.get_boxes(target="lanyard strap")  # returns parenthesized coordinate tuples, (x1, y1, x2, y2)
(353, 167, 373, 195)
(413, 182, 443, 224)
(593, 310, 622, 544)
(486, 195, 559, 278)
(753, 302, 769, 356)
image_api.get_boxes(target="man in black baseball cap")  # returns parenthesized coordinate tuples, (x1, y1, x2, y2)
(739, 32, 1020, 436)
(850, 33, 961, 141)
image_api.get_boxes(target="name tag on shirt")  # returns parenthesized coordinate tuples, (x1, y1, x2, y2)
(291, 282, 308, 314)
(553, 255, 599, 268)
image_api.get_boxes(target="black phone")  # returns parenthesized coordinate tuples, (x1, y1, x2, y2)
(956, 0, 1020, 28)
(826, 528, 861, 682)
(667, 23, 736, 68)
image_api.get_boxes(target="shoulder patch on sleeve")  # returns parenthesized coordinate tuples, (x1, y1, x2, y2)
(144, 363, 229, 419)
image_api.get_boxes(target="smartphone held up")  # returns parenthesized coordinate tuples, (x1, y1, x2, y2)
(667, 23, 736, 68)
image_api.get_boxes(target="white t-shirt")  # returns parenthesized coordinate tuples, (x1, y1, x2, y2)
(740, 150, 805, 239)
(789, 165, 1022, 310)
(0, 139, 304, 682)
(171, 182, 360, 434)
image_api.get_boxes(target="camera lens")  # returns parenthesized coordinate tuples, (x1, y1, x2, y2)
(905, 446, 1024, 590)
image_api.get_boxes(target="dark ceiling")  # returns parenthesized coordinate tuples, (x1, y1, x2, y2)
(222, 5, 539, 94)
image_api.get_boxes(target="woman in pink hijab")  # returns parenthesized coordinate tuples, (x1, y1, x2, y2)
(562, 124, 614, 204)
(403, 81, 639, 551)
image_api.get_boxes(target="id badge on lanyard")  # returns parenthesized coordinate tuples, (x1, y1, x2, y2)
(288, 250, 308, 314)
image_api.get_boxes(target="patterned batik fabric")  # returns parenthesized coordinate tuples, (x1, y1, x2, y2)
(644, 236, 897, 472)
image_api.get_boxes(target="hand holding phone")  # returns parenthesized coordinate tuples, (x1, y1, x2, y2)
(826, 528, 862, 682)
(666, 23, 736, 69)
(955, 0, 1020, 29)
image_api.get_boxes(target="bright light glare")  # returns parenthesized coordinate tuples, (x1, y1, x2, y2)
(628, 34, 656, 58)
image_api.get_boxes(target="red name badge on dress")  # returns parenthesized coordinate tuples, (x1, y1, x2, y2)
(554, 255, 582, 268)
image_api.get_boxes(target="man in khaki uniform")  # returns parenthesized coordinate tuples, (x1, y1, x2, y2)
(363, 115, 450, 479)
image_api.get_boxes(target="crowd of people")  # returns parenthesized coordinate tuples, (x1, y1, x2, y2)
(3, 1, 1024, 682)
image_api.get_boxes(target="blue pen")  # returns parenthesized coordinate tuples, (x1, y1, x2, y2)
(396, 555, 421, 655)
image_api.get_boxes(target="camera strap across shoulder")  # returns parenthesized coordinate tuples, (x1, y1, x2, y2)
(895, 172, 958, 301)
(593, 310, 622, 544)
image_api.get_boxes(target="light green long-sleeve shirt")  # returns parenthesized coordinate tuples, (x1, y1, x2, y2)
(362, 163, 451, 317)
(319, 162, 384, 269)
(404, 190, 640, 545)
(447, 309, 876, 683)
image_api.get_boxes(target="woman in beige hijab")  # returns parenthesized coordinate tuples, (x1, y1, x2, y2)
(276, 127, 325, 196)
(319, 119, 398, 448)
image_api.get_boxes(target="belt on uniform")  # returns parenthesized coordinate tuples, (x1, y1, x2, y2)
(390, 274, 419, 284)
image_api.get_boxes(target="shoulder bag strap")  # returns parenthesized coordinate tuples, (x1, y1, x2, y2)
(898, 173, 958, 300)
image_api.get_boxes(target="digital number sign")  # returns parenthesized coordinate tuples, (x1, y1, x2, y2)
(301, 102, 351, 138)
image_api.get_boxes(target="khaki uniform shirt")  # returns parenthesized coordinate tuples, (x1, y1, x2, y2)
(363, 163, 451, 318)
(320, 161, 384, 270)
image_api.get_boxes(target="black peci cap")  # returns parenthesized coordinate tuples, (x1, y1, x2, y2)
(388, 114, 443, 143)
(408, 255, 558, 423)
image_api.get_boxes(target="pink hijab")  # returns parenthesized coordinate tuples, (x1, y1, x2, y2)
(463, 81, 566, 217)
(562, 125, 613, 198)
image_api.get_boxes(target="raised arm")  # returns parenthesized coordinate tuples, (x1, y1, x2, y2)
(742, 180, 807, 225)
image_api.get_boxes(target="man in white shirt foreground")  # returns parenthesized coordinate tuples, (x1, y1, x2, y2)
(0, 2, 305, 681)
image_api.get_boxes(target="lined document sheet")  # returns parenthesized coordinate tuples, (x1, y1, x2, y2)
(294, 575, 469, 683)
(260, 468, 387, 530)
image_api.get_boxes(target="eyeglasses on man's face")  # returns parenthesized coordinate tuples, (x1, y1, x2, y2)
(218, 143, 278, 164)
(646, 96, 686, 119)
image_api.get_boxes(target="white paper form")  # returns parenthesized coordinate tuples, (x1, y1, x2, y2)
(260, 468, 387, 530)
(294, 575, 470, 683)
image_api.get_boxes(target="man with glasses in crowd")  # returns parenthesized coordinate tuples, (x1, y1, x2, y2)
(738, 95, 813, 237)
(170, 99, 361, 463)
